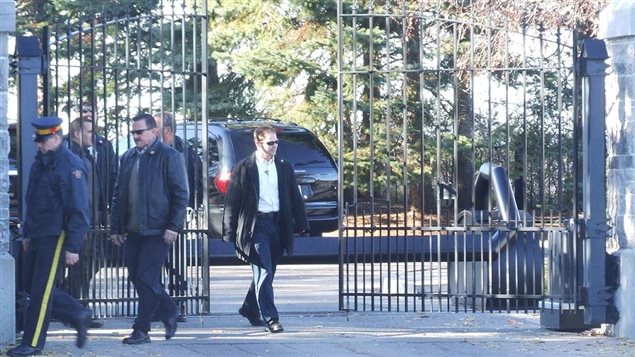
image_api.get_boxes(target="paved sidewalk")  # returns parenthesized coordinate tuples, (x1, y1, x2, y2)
(3, 264, 634, 356)
(3, 311, 634, 356)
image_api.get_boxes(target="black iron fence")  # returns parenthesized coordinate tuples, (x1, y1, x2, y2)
(38, 2, 210, 318)
(11, 0, 613, 328)
(336, 2, 583, 314)
(340, 202, 576, 313)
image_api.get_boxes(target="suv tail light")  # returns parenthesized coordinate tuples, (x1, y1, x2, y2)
(215, 171, 231, 194)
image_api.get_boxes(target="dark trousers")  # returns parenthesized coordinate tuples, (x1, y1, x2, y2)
(21, 235, 88, 350)
(64, 230, 107, 300)
(163, 213, 200, 316)
(125, 232, 177, 332)
(63, 212, 109, 301)
(242, 217, 284, 322)
(165, 237, 188, 310)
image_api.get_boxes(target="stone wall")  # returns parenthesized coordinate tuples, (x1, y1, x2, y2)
(0, 0, 15, 347)
(600, 0, 635, 340)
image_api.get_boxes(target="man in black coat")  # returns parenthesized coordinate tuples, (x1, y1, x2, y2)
(80, 102, 117, 219)
(63, 118, 103, 300)
(222, 124, 309, 333)
(154, 112, 203, 208)
(154, 112, 204, 322)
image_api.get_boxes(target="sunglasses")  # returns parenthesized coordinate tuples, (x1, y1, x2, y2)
(81, 108, 93, 114)
(131, 128, 151, 135)
(261, 140, 279, 146)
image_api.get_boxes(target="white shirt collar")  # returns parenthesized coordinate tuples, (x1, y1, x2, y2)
(255, 154, 275, 165)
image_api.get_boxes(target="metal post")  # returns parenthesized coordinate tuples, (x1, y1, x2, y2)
(12, 37, 42, 335)
(540, 38, 613, 331)
(201, 0, 210, 315)
(336, 0, 344, 312)
(15, 36, 42, 223)
(579, 38, 612, 326)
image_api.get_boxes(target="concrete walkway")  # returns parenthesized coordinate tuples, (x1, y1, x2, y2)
(3, 264, 634, 356)
(4, 312, 633, 356)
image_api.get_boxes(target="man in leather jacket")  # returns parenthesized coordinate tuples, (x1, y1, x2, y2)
(109, 113, 189, 345)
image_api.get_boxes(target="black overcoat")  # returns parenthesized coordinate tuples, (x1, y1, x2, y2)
(222, 152, 309, 262)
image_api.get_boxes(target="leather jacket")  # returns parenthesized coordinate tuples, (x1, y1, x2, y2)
(110, 138, 189, 236)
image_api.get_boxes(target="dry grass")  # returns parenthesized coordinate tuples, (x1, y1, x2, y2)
(340, 207, 566, 237)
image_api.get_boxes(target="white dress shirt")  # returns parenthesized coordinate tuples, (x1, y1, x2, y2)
(256, 155, 279, 213)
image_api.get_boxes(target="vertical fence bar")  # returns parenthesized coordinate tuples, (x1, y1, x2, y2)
(337, 0, 345, 312)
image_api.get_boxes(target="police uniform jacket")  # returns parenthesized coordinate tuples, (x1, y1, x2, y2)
(110, 137, 189, 236)
(222, 152, 309, 262)
(23, 144, 91, 254)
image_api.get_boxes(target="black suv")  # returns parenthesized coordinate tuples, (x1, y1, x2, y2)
(175, 119, 338, 237)
(186, 120, 338, 236)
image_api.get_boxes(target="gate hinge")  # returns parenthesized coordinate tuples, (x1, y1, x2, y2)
(578, 286, 613, 306)
(583, 220, 611, 238)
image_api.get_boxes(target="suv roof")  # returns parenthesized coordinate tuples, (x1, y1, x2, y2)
(213, 122, 334, 167)
(208, 118, 304, 131)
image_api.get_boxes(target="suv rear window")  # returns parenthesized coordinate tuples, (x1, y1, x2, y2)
(229, 130, 334, 168)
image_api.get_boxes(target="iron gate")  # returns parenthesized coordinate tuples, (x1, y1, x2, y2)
(40, 1, 210, 318)
(13, 0, 611, 326)
(336, 1, 583, 314)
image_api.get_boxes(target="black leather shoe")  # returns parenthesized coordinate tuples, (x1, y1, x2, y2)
(122, 330, 150, 345)
(265, 319, 284, 333)
(239, 307, 265, 327)
(75, 309, 92, 348)
(177, 314, 187, 323)
(6, 344, 41, 356)
(164, 314, 178, 340)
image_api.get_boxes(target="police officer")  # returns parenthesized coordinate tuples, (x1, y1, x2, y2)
(7, 116, 92, 357)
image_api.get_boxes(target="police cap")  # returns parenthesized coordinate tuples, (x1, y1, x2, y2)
(31, 116, 63, 142)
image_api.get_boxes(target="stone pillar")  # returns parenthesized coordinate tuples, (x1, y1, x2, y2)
(0, 0, 15, 347)
(600, 0, 635, 340)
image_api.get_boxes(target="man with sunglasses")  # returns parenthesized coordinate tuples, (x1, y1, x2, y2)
(223, 124, 309, 333)
(109, 113, 189, 345)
